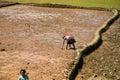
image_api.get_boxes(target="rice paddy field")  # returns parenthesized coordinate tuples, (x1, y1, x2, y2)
(0, 0, 119, 80)
(0, 0, 120, 9)
(0, 4, 113, 80)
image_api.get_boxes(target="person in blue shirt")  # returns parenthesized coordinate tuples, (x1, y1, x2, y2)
(18, 69, 29, 80)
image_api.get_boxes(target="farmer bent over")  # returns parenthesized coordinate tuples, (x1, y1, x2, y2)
(62, 36, 76, 49)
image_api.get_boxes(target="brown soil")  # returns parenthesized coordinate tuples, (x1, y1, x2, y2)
(75, 17, 120, 80)
(0, 5, 112, 80)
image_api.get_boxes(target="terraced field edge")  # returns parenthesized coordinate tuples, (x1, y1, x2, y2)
(0, 2, 119, 80)
(68, 9, 119, 80)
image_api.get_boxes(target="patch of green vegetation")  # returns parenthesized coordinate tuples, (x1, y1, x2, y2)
(0, 0, 120, 9)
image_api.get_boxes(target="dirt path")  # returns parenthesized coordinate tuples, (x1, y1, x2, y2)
(0, 5, 112, 80)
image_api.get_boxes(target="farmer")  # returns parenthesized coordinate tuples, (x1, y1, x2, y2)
(18, 69, 29, 80)
(62, 36, 76, 49)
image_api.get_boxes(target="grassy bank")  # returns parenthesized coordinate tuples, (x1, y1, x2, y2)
(0, 0, 120, 9)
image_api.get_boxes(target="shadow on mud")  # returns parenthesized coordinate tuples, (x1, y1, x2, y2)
(69, 57, 83, 80)
(83, 39, 103, 56)
(70, 40, 103, 80)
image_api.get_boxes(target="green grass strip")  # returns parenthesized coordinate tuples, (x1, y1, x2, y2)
(0, 0, 120, 9)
